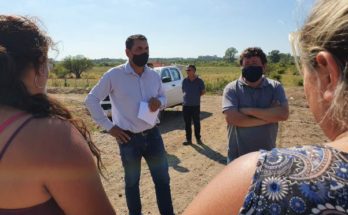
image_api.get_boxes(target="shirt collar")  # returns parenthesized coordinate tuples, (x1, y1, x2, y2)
(238, 75, 269, 88)
(186, 75, 199, 82)
(125, 61, 149, 76)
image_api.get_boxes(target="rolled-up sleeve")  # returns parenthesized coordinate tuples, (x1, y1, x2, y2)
(85, 72, 114, 131)
(275, 84, 288, 106)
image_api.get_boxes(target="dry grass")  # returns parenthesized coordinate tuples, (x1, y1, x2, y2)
(48, 65, 303, 92)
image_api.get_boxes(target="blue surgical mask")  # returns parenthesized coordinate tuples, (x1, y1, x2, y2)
(242, 66, 263, 82)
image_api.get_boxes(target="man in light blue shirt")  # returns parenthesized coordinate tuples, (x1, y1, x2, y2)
(85, 34, 174, 215)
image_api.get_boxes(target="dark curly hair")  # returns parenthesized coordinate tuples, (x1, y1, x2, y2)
(239, 47, 268, 66)
(0, 15, 104, 173)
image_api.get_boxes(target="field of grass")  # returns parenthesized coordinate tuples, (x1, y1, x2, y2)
(197, 66, 239, 94)
(48, 64, 303, 93)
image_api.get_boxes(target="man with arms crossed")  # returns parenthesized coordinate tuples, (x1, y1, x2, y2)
(222, 47, 289, 163)
(85, 34, 174, 215)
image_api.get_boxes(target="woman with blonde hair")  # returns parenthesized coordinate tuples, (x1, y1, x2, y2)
(184, 0, 348, 214)
(0, 16, 115, 214)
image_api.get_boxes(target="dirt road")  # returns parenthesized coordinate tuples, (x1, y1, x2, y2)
(52, 87, 327, 215)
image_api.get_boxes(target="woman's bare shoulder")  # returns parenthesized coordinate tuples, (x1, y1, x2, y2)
(184, 152, 260, 215)
(31, 117, 84, 142)
(23, 117, 92, 161)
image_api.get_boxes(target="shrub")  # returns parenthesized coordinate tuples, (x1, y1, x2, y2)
(52, 63, 70, 78)
(297, 79, 303, 86)
(277, 69, 285, 74)
(292, 70, 300, 75)
(270, 72, 282, 82)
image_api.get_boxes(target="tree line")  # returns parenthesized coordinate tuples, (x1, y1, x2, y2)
(51, 47, 294, 79)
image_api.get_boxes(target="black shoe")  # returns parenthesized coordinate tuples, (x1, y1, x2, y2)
(183, 140, 192, 145)
(196, 139, 203, 145)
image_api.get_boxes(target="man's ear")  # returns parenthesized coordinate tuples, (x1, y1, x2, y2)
(262, 64, 267, 73)
(316, 51, 341, 102)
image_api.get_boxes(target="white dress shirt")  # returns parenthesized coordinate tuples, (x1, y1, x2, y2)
(85, 62, 166, 133)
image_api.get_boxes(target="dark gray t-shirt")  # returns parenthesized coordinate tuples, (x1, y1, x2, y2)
(222, 77, 288, 161)
(182, 77, 205, 106)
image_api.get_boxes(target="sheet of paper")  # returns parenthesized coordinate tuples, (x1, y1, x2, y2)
(137, 101, 159, 126)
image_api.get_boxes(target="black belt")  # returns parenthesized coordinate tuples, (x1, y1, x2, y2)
(123, 126, 156, 136)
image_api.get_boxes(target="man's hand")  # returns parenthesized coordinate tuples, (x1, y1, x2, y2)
(240, 100, 281, 116)
(271, 100, 281, 107)
(238, 100, 288, 123)
(148, 97, 161, 112)
(224, 109, 269, 127)
(109, 126, 130, 144)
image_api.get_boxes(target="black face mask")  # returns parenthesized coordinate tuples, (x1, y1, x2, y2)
(132, 52, 149, 67)
(242, 66, 263, 82)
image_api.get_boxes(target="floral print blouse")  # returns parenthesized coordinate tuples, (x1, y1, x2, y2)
(239, 145, 348, 214)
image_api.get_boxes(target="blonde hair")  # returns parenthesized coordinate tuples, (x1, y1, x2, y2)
(298, 0, 348, 130)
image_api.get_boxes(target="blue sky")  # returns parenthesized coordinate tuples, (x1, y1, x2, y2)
(1, 0, 315, 60)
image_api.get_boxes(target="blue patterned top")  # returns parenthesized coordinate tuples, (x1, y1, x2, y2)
(239, 145, 348, 214)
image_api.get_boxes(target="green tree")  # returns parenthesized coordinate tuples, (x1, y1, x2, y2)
(268, 50, 281, 63)
(52, 63, 70, 78)
(224, 47, 238, 63)
(279, 53, 294, 65)
(62, 55, 93, 79)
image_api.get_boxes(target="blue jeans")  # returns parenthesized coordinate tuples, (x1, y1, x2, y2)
(118, 127, 174, 215)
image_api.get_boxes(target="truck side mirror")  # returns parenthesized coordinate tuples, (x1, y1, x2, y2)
(162, 76, 171, 83)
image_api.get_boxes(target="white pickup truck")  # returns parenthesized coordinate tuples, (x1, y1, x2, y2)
(100, 65, 184, 117)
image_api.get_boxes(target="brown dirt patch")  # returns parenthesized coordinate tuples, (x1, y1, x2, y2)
(51, 86, 327, 214)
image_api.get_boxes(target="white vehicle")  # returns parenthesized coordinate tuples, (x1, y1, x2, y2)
(101, 65, 184, 117)
(154, 65, 184, 108)
(100, 95, 112, 117)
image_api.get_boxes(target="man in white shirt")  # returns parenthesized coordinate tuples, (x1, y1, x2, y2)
(85, 34, 174, 215)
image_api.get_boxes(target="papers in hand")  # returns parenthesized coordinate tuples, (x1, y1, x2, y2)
(137, 101, 159, 126)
